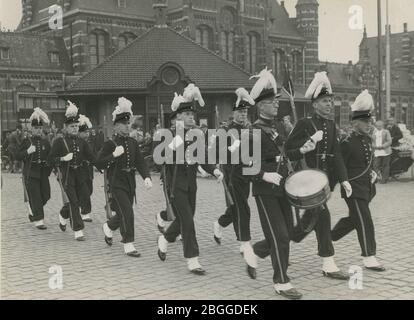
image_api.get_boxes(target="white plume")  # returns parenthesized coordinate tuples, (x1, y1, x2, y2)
(78, 114, 92, 129)
(305, 71, 333, 99)
(65, 100, 78, 118)
(249, 67, 278, 100)
(112, 97, 133, 121)
(29, 107, 50, 125)
(183, 83, 205, 107)
(351, 90, 374, 112)
(235, 88, 255, 108)
(171, 92, 186, 112)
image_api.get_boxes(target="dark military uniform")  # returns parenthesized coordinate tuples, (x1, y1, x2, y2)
(332, 131, 377, 257)
(80, 137, 95, 216)
(48, 135, 96, 232)
(96, 134, 150, 244)
(249, 116, 293, 285)
(16, 136, 52, 222)
(285, 113, 348, 257)
(162, 128, 216, 259)
(217, 120, 252, 242)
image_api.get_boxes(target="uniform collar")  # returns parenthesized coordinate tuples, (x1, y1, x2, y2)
(312, 113, 329, 122)
(258, 115, 275, 125)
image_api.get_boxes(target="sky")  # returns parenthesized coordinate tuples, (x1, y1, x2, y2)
(1, 0, 413, 63)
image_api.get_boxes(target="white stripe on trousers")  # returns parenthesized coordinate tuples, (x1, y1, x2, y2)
(354, 199, 368, 256)
(258, 196, 285, 283)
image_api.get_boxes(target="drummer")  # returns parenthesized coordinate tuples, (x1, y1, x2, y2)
(285, 72, 352, 280)
(244, 68, 302, 300)
(331, 90, 385, 272)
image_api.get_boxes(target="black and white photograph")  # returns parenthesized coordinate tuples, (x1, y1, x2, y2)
(0, 0, 413, 304)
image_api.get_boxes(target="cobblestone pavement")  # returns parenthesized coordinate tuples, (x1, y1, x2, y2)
(1, 171, 414, 300)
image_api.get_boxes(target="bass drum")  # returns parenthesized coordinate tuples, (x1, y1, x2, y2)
(284, 169, 331, 210)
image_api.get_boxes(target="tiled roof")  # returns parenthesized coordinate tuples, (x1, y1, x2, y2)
(67, 27, 253, 92)
(268, 0, 304, 41)
(0, 31, 72, 73)
(321, 61, 413, 91)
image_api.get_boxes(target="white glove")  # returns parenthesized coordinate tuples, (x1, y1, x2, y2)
(311, 130, 324, 143)
(198, 165, 209, 178)
(60, 153, 73, 162)
(168, 135, 184, 151)
(300, 140, 316, 154)
(341, 181, 353, 198)
(228, 139, 241, 153)
(27, 145, 36, 155)
(262, 172, 283, 186)
(213, 169, 224, 183)
(144, 178, 152, 189)
(112, 146, 125, 158)
(370, 171, 378, 184)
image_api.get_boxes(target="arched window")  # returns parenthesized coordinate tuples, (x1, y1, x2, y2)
(89, 30, 108, 67)
(220, 31, 234, 62)
(272, 49, 284, 78)
(246, 32, 259, 73)
(195, 25, 213, 50)
(118, 32, 137, 50)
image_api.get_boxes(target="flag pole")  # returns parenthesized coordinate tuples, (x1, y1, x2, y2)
(385, 0, 391, 120)
(377, 0, 383, 120)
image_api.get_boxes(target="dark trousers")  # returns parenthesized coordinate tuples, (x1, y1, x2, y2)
(164, 188, 199, 259)
(253, 195, 291, 284)
(291, 205, 335, 257)
(373, 155, 390, 182)
(27, 176, 50, 222)
(80, 178, 93, 215)
(218, 180, 251, 241)
(332, 198, 377, 257)
(60, 173, 88, 232)
(108, 188, 135, 244)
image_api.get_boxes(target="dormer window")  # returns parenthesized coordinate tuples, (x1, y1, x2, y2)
(49, 51, 60, 64)
(0, 47, 10, 60)
(117, 0, 127, 8)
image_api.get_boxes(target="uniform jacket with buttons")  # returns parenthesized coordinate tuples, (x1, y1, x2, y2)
(96, 135, 150, 194)
(163, 127, 216, 196)
(16, 136, 52, 179)
(48, 135, 96, 185)
(285, 114, 348, 191)
(219, 120, 251, 185)
(250, 117, 290, 197)
(340, 131, 376, 202)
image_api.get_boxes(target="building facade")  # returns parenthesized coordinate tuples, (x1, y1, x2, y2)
(1, 0, 413, 132)
(0, 32, 72, 130)
(322, 24, 414, 130)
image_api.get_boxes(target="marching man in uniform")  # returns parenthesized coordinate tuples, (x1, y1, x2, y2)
(16, 107, 52, 230)
(97, 97, 153, 257)
(156, 84, 224, 275)
(213, 88, 255, 258)
(285, 72, 352, 280)
(245, 68, 302, 300)
(78, 115, 94, 223)
(332, 90, 385, 272)
(48, 101, 96, 241)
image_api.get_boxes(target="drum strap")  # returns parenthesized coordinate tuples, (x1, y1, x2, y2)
(349, 154, 374, 182)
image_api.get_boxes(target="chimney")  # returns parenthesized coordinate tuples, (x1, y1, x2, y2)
(363, 25, 367, 39)
(153, 0, 168, 27)
(402, 22, 411, 63)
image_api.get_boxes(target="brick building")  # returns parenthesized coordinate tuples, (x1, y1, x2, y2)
(320, 24, 414, 130)
(0, 32, 72, 130)
(1, 0, 413, 132)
